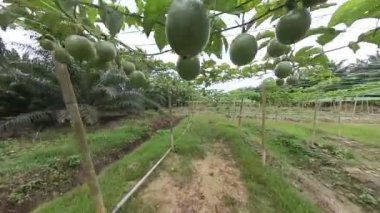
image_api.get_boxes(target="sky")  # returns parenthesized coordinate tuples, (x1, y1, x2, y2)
(0, 0, 378, 91)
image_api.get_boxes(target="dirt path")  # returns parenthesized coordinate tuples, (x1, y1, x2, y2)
(139, 144, 249, 213)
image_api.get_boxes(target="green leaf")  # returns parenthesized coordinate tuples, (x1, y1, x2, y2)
(222, 36, 229, 52)
(358, 29, 380, 46)
(329, 0, 380, 27)
(205, 34, 223, 59)
(311, 3, 337, 11)
(55, 0, 77, 15)
(256, 30, 275, 40)
(86, 6, 98, 23)
(99, 5, 124, 37)
(212, 16, 226, 29)
(154, 25, 167, 51)
(305, 27, 336, 37)
(258, 39, 270, 50)
(295, 46, 328, 67)
(317, 30, 341, 45)
(212, 0, 237, 13)
(211, 0, 260, 13)
(348, 42, 360, 53)
(135, 0, 145, 14)
(142, 0, 171, 36)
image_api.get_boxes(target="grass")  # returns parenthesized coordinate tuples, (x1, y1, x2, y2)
(242, 118, 380, 146)
(212, 119, 320, 213)
(0, 115, 157, 184)
(34, 115, 320, 213)
(34, 117, 191, 213)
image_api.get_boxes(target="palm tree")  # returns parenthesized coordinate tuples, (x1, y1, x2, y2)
(0, 43, 145, 132)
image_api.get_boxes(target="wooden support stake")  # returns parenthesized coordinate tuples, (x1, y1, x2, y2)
(275, 105, 279, 120)
(360, 99, 364, 113)
(238, 98, 244, 127)
(234, 99, 237, 118)
(311, 101, 319, 145)
(54, 61, 105, 213)
(338, 100, 342, 136)
(366, 100, 370, 115)
(168, 91, 174, 150)
(261, 87, 267, 166)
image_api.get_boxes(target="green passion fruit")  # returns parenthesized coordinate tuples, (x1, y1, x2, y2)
(274, 61, 292, 79)
(275, 8, 311, 45)
(121, 61, 135, 75)
(54, 47, 72, 64)
(276, 78, 285, 86)
(166, 0, 210, 57)
(267, 39, 290, 57)
(95, 41, 117, 62)
(176, 56, 200, 81)
(129, 71, 147, 88)
(286, 76, 298, 85)
(39, 39, 55, 51)
(229, 33, 258, 66)
(64, 35, 96, 61)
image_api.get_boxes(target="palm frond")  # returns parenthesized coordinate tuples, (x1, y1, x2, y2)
(0, 110, 55, 132)
(56, 105, 99, 126)
(79, 105, 99, 125)
(99, 70, 129, 86)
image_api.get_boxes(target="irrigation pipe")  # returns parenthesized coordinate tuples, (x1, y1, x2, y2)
(111, 119, 193, 213)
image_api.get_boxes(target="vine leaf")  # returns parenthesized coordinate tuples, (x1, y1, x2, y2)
(154, 25, 167, 51)
(99, 4, 124, 37)
(205, 34, 224, 59)
(358, 29, 380, 46)
(329, 0, 380, 27)
(256, 30, 275, 40)
(142, 0, 171, 36)
(348, 42, 360, 53)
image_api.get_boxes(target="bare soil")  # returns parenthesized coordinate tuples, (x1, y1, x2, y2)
(288, 165, 363, 213)
(322, 136, 380, 201)
(139, 143, 249, 213)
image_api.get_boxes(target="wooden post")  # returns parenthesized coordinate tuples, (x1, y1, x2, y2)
(187, 100, 191, 116)
(338, 100, 342, 136)
(238, 98, 244, 127)
(311, 101, 319, 145)
(275, 104, 279, 120)
(366, 100, 370, 115)
(168, 91, 174, 150)
(344, 101, 348, 112)
(192, 101, 195, 115)
(54, 61, 105, 213)
(261, 87, 267, 166)
(234, 99, 237, 118)
(360, 99, 364, 113)
(353, 98, 357, 116)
